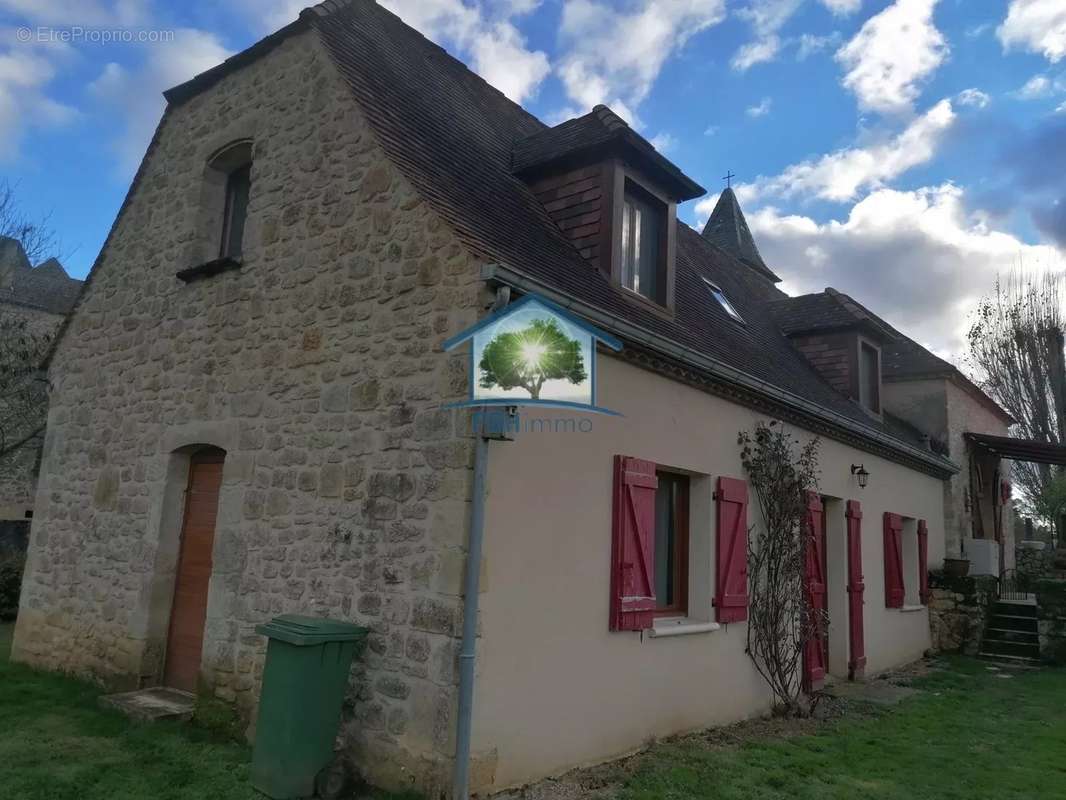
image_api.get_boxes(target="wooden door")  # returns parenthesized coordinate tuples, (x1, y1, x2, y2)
(164, 449, 225, 692)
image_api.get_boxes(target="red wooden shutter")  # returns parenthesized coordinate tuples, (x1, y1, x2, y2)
(917, 519, 930, 605)
(845, 500, 866, 679)
(610, 456, 658, 631)
(714, 477, 749, 623)
(803, 492, 827, 692)
(883, 512, 904, 608)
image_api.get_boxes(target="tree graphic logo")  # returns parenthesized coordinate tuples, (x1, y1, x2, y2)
(443, 293, 622, 413)
(478, 317, 586, 400)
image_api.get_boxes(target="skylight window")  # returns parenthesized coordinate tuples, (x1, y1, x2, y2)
(703, 279, 744, 324)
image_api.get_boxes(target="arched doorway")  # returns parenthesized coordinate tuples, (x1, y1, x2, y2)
(164, 447, 225, 692)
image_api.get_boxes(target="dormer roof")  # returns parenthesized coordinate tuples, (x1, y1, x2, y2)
(768, 288, 895, 342)
(512, 105, 705, 201)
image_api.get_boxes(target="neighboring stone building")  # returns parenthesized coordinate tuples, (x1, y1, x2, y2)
(0, 236, 81, 526)
(15, 2, 969, 796)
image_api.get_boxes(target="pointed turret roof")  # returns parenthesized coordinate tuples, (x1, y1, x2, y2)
(701, 188, 780, 282)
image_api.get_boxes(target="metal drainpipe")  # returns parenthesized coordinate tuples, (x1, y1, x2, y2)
(453, 422, 491, 799)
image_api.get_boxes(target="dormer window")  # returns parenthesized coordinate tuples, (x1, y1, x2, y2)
(703, 278, 744, 324)
(621, 184, 664, 302)
(511, 106, 705, 315)
(858, 340, 881, 414)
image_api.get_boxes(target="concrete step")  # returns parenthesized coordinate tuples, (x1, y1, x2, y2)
(100, 687, 196, 722)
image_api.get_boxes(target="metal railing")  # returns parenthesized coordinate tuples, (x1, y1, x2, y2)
(998, 569, 1033, 601)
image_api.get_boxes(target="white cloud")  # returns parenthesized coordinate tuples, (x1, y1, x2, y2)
(704, 124, 719, 136)
(89, 28, 231, 175)
(467, 21, 550, 102)
(998, 0, 1066, 64)
(0, 43, 78, 160)
(649, 131, 677, 152)
(796, 32, 841, 60)
(819, 0, 861, 13)
(378, 0, 550, 103)
(835, 0, 948, 114)
(731, 0, 801, 71)
(746, 96, 773, 117)
(746, 184, 1066, 355)
(715, 99, 954, 207)
(1016, 74, 1053, 99)
(556, 0, 726, 119)
(957, 88, 991, 108)
(732, 35, 781, 71)
(1057, 100, 1066, 113)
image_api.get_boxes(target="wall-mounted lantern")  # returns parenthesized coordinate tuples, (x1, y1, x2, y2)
(851, 464, 870, 489)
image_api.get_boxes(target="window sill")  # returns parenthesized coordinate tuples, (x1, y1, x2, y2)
(646, 619, 721, 638)
(616, 284, 675, 320)
(176, 256, 242, 283)
(900, 604, 926, 613)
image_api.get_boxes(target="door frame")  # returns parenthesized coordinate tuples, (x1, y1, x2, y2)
(162, 446, 226, 692)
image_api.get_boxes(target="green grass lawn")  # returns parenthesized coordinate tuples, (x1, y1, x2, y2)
(3, 622, 1066, 800)
(617, 659, 1066, 800)
(0, 624, 414, 800)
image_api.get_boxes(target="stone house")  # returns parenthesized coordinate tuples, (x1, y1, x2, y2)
(0, 237, 81, 545)
(12, 1, 987, 796)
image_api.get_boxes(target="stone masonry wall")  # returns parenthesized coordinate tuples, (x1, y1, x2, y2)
(0, 303, 64, 520)
(927, 571, 996, 655)
(13, 30, 486, 796)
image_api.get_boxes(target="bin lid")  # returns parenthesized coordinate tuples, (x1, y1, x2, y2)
(255, 614, 368, 646)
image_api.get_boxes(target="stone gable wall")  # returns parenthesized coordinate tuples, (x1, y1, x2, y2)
(13, 30, 485, 795)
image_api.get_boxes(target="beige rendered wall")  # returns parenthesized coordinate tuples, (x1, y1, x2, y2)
(13, 31, 484, 796)
(943, 381, 1013, 570)
(473, 354, 944, 791)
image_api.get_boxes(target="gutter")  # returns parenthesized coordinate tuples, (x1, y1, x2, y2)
(480, 262, 959, 478)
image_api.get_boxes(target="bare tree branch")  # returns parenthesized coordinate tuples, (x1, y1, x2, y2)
(967, 272, 1066, 515)
(0, 179, 57, 266)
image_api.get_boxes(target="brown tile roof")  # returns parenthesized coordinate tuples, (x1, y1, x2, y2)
(767, 289, 895, 341)
(771, 289, 1012, 424)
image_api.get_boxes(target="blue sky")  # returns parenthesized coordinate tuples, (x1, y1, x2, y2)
(1, 0, 1065, 357)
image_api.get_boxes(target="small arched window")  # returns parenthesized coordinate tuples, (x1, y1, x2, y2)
(208, 140, 253, 260)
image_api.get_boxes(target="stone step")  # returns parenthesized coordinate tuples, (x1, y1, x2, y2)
(984, 628, 1040, 645)
(988, 615, 1039, 633)
(992, 601, 1037, 618)
(980, 638, 1042, 659)
(100, 687, 196, 722)
(978, 651, 1043, 667)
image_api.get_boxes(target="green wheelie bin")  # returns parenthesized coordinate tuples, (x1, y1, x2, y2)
(251, 615, 367, 799)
